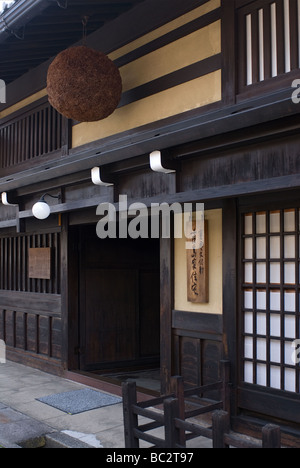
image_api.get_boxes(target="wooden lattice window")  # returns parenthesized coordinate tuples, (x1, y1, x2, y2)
(238, 0, 300, 93)
(241, 208, 300, 393)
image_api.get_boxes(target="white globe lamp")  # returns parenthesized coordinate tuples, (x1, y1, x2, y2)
(32, 200, 51, 220)
(32, 193, 60, 220)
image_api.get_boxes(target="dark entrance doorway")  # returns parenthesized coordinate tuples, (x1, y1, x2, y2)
(77, 226, 160, 381)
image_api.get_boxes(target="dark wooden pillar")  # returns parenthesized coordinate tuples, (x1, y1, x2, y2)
(222, 199, 238, 416)
(160, 236, 174, 395)
(60, 213, 69, 370)
(221, 0, 236, 106)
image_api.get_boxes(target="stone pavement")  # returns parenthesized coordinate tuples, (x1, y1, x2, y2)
(0, 360, 212, 449)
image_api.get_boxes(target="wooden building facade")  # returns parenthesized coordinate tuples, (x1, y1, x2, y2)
(1, 0, 300, 442)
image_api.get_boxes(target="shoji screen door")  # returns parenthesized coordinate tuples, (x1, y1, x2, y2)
(239, 207, 300, 422)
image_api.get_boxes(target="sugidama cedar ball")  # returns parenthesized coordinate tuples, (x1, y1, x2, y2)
(47, 46, 122, 122)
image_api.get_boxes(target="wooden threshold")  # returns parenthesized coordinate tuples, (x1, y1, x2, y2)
(64, 370, 157, 402)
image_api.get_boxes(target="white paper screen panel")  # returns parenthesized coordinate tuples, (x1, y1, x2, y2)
(242, 208, 300, 393)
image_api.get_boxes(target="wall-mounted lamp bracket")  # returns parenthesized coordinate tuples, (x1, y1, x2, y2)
(1, 192, 18, 207)
(39, 193, 61, 203)
(149, 150, 176, 174)
(56, 0, 68, 9)
(91, 167, 114, 187)
(1, 192, 22, 233)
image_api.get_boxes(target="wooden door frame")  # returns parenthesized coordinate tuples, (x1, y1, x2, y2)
(64, 218, 174, 398)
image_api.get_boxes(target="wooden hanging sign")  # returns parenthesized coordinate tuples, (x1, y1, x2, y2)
(186, 220, 208, 303)
(28, 248, 51, 280)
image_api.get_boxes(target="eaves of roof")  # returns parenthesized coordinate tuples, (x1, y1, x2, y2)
(0, 0, 55, 44)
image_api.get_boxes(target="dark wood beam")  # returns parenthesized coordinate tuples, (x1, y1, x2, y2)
(0, 88, 299, 193)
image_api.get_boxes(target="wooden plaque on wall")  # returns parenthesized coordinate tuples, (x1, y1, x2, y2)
(187, 220, 208, 303)
(28, 248, 51, 280)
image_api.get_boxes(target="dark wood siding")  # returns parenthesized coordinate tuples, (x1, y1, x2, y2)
(0, 230, 62, 372)
(0, 98, 70, 177)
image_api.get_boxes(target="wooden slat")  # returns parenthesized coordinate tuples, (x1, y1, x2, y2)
(251, 9, 260, 84)
(289, 0, 299, 69)
(263, 3, 272, 79)
(0, 291, 61, 316)
(276, 0, 285, 75)
(175, 418, 213, 440)
(133, 428, 165, 448)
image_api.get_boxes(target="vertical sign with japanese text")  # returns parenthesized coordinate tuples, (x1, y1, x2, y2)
(187, 220, 208, 303)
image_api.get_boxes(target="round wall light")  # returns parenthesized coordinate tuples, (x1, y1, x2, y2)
(32, 194, 60, 220)
(32, 200, 51, 220)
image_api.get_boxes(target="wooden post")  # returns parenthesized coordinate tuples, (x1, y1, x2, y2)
(160, 236, 174, 395)
(164, 398, 180, 448)
(212, 410, 230, 448)
(171, 376, 186, 447)
(262, 424, 281, 449)
(220, 360, 231, 413)
(122, 381, 139, 448)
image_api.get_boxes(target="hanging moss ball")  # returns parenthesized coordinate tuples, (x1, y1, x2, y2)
(47, 46, 122, 122)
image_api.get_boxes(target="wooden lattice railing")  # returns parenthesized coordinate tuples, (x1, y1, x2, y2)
(0, 97, 70, 176)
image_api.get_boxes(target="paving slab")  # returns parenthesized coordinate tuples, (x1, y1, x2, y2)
(0, 360, 213, 449)
(0, 406, 54, 448)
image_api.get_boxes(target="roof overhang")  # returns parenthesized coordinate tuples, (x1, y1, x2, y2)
(0, 0, 146, 83)
(0, 0, 51, 43)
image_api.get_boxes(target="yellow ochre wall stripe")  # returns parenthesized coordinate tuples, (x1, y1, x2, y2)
(109, 0, 221, 61)
(73, 0, 222, 148)
(120, 21, 221, 93)
(72, 70, 221, 148)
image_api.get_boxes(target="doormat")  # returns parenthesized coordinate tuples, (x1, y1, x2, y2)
(37, 389, 122, 415)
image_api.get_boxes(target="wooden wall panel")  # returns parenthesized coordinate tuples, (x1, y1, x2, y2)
(179, 132, 300, 194)
(15, 311, 25, 350)
(117, 170, 177, 200)
(5, 310, 14, 348)
(180, 336, 201, 387)
(39, 316, 49, 356)
(51, 317, 62, 360)
(0, 230, 62, 370)
(173, 310, 223, 391)
(27, 314, 37, 354)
